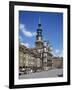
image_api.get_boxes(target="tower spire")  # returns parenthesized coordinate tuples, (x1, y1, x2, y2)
(39, 16, 41, 24)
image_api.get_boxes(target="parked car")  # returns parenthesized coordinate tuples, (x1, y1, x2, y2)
(19, 67, 27, 75)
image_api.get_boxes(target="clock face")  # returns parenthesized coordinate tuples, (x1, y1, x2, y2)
(44, 41, 48, 46)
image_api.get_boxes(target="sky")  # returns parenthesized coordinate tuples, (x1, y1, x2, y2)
(19, 11, 63, 57)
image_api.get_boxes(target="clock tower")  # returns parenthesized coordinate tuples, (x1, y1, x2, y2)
(35, 17, 43, 48)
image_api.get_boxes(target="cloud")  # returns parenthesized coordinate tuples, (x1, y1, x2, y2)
(20, 24, 25, 30)
(53, 49, 63, 57)
(20, 24, 36, 37)
(19, 35, 23, 42)
(19, 35, 30, 48)
(21, 42, 30, 48)
(55, 49, 60, 54)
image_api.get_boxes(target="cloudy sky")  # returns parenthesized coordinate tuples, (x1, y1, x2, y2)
(19, 11, 63, 57)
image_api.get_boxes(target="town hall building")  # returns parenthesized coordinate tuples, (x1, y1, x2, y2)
(19, 18, 63, 74)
